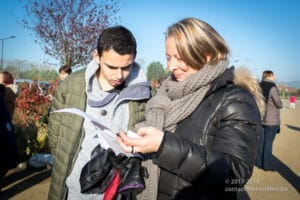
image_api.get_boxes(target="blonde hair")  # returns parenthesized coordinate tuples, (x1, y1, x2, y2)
(166, 17, 229, 70)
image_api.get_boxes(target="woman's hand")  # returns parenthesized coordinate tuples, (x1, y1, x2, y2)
(117, 127, 164, 154)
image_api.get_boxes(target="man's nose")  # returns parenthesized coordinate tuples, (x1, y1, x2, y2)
(116, 68, 123, 79)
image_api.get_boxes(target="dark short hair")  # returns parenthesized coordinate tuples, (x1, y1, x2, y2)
(262, 70, 273, 79)
(59, 65, 72, 74)
(1, 71, 14, 84)
(97, 26, 137, 57)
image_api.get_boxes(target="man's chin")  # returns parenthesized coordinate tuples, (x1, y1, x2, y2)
(110, 81, 125, 89)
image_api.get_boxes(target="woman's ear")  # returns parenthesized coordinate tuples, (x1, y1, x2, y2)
(206, 54, 211, 63)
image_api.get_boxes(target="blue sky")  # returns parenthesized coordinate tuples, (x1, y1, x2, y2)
(0, 0, 299, 82)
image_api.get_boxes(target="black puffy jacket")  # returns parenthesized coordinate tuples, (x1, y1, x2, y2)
(153, 68, 262, 200)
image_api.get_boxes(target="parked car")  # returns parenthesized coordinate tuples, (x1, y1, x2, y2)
(14, 79, 50, 96)
(14, 78, 33, 85)
(38, 81, 50, 95)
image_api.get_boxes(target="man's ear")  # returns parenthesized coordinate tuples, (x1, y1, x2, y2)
(93, 50, 100, 63)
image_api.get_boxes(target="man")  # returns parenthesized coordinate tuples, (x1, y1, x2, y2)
(48, 26, 151, 199)
(258, 70, 282, 171)
(58, 64, 72, 81)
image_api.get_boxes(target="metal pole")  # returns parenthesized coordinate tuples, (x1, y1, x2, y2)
(1, 40, 4, 70)
(0, 36, 16, 70)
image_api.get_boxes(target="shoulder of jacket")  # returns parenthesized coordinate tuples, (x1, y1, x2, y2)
(69, 68, 85, 81)
(59, 69, 86, 89)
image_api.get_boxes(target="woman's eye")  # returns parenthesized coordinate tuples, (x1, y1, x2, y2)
(176, 56, 183, 61)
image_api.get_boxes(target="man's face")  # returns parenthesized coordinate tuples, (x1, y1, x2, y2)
(96, 49, 134, 91)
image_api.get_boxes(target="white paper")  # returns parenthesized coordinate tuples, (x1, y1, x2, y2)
(52, 108, 137, 157)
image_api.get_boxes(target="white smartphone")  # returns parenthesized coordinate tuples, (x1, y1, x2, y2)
(127, 130, 141, 138)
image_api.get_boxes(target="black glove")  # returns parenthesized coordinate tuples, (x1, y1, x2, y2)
(106, 149, 149, 199)
(118, 157, 148, 193)
(79, 145, 149, 199)
(113, 156, 148, 200)
(80, 144, 115, 194)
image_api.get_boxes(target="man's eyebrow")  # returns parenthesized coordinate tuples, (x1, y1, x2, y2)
(104, 62, 132, 69)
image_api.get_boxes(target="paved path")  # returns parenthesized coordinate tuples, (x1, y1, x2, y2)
(1, 102, 300, 200)
(243, 101, 300, 200)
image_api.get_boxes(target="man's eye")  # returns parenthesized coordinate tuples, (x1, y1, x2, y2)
(124, 66, 130, 70)
(123, 64, 132, 70)
(109, 66, 120, 70)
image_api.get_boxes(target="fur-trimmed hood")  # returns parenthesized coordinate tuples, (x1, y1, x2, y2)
(233, 67, 265, 117)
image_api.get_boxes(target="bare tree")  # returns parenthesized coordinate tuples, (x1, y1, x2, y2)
(20, 0, 120, 68)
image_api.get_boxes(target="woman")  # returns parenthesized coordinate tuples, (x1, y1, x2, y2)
(117, 18, 264, 200)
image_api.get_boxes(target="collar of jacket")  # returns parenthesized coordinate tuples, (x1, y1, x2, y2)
(85, 60, 151, 107)
(205, 66, 234, 97)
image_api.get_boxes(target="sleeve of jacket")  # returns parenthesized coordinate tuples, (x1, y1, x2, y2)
(48, 81, 67, 154)
(153, 88, 261, 187)
(48, 69, 86, 154)
(270, 87, 283, 109)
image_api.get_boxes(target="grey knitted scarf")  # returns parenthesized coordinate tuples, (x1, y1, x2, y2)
(145, 59, 228, 132)
(137, 59, 228, 200)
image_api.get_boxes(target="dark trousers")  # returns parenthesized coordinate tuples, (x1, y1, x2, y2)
(257, 125, 280, 170)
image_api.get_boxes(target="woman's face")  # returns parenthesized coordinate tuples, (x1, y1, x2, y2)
(0, 73, 4, 84)
(165, 37, 199, 81)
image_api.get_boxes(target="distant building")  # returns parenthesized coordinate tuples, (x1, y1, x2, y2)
(278, 84, 297, 93)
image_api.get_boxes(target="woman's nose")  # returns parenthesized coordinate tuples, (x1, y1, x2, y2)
(168, 57, 178, 71)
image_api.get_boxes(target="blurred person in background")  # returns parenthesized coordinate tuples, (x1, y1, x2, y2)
(289, 95, 296, 109)
(0, 84, 18, 180)
(257, 70, 282, 171)
(0, 71, 17, 119)
(58, 64, 72, 82)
